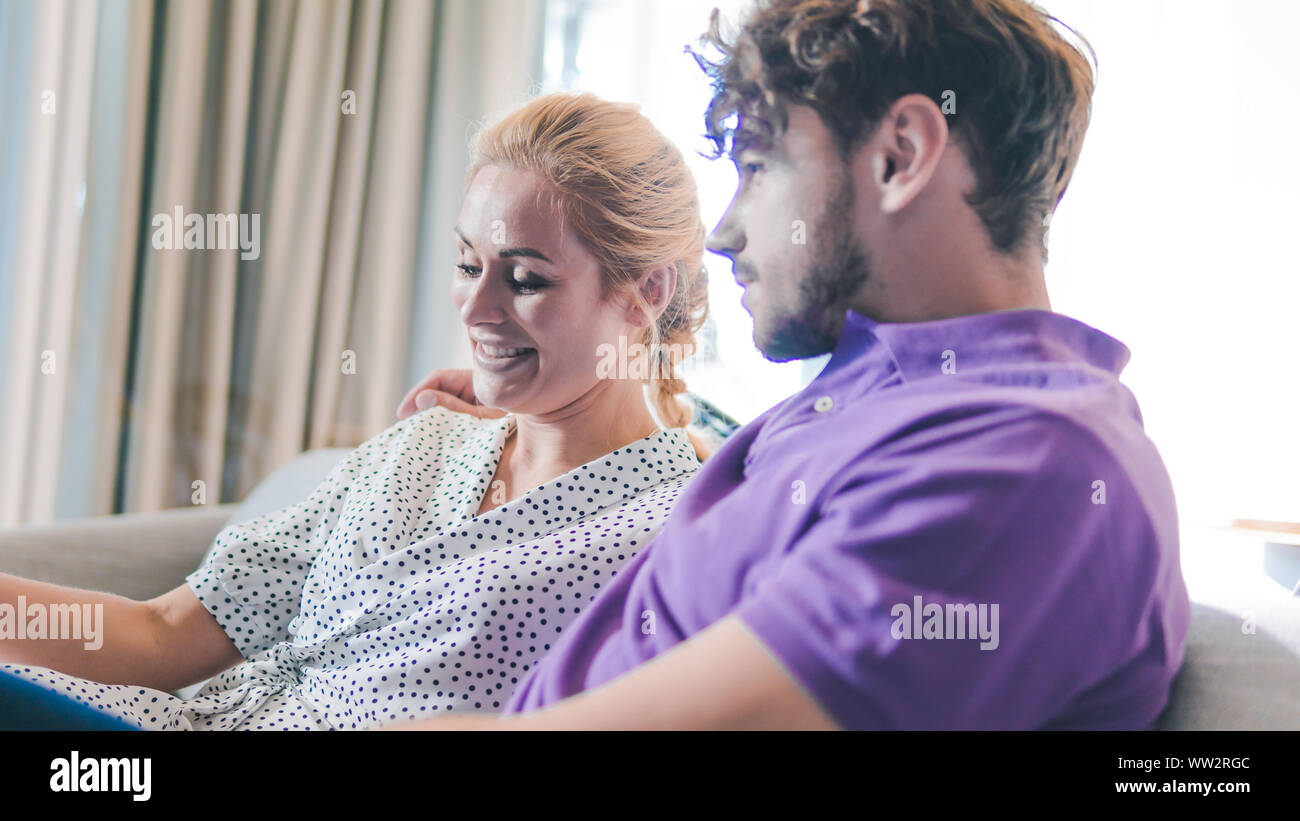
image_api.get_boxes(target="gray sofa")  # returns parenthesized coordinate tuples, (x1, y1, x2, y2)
(2, 447, 1297, 728)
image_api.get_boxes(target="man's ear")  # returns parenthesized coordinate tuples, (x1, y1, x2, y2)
(626, 263, 678, 326)
(866, 93, 950, 215)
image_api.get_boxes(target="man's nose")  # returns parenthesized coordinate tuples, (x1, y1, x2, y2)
(706, 199, 744, 259)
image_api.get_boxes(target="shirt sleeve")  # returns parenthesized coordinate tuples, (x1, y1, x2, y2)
(185, 423, 403, 659)
(735, 407, 1171, 730)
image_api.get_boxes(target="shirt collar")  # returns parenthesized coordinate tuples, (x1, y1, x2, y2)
(820, 307, 1131, 388)
(492, 413, 700, 486)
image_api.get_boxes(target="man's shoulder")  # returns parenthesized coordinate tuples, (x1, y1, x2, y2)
(822, 390, 1173, 524)
(843, 387, 1139, 470)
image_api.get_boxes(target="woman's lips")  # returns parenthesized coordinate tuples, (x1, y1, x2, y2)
(473, 341, 537, 372)
(480, 344, 532, 357)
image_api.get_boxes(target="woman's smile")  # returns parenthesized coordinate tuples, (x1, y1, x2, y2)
(472, 338, 539, 372)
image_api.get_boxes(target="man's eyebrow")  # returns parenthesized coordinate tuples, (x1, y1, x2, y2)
(730, 129, 779, 161)
(733, 130, 757, 150)
(454, 227, 553, 264)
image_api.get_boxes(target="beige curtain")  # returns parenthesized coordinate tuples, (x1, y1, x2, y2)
(0, 0, 111, 526)
(0, 0, 545, 525)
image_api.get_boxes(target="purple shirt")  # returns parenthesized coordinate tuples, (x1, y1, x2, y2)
(504, 309, 1190, 729)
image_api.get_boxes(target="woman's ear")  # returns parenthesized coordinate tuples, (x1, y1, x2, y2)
(626, 263, 678, 326)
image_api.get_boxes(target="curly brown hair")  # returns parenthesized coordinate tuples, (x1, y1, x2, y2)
(690, 0, 1096, 259)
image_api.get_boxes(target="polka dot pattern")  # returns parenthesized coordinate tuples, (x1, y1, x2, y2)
(2, 406, 699, 729)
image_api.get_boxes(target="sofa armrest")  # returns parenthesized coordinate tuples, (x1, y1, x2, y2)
(0, 504, 237, 600)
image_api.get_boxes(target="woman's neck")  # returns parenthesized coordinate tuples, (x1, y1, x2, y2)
(508, 379, 660, 480)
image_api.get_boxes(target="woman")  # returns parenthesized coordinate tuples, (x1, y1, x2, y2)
(0, 92, 711, 729)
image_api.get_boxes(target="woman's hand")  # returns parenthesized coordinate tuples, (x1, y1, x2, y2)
(395, 368, 506, 420)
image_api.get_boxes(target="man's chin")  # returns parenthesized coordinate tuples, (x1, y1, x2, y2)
(755, 317, 837, 363)
(755, 338, 803, 363)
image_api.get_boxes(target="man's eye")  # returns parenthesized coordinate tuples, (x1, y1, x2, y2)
(456, 263, 482, 277)
(743, 162, 764, 175)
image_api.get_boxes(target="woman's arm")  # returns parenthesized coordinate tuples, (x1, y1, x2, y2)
(0, 574, 242, 692)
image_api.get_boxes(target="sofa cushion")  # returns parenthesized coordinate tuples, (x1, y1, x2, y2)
(1158, 599, 1300, 729)
(228, 448, 353, 526)
(1157, 530, 1300, 730)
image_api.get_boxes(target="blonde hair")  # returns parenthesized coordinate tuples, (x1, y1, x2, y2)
(466, 92, 710, 441)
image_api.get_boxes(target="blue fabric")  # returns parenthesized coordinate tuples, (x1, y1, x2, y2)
(0, 668, 141, 730)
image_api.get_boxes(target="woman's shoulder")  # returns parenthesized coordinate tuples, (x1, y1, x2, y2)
(612, 426, 703, 490)
(398, 404, 509, 436)
(594, 430, 699, 516)
(343, 406, 511, 472)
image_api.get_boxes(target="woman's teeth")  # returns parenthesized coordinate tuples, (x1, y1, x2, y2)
(480, 344, 532, 358)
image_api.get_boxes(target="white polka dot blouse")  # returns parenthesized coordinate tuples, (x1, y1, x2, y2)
(2, 406, 700, 729)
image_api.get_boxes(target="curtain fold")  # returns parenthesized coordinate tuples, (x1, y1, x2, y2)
(0, 0, 546, 525)
(0, 0, 103, 525)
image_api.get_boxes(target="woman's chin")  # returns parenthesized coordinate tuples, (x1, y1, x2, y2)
(470, 374, 522, 414)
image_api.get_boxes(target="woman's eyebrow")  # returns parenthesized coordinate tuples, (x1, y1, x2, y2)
(499, 246, 553, 263)
(454, 227, 553, 263)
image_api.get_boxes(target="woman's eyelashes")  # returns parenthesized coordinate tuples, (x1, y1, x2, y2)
(509, 273, 549, 294)
(456, 262, 550, 294)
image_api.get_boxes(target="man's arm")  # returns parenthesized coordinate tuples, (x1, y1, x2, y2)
(387, 408, 1144, 731)
(388, 615, 840, 730)
(395, 367, 503, 420)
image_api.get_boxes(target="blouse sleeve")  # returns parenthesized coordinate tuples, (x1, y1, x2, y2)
(184, 425, 396, 659)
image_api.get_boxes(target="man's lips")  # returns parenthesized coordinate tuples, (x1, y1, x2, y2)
(732, 263, 758, 286)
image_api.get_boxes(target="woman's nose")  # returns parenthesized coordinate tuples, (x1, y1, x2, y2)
(457, 273, 504, 326)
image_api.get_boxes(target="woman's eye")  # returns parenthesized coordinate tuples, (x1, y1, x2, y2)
(510, 273, 548, 294)
(744, 162, 763, 175)
(458, 261, 547, 293)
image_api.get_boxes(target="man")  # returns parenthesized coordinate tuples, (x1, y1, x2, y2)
(393, 0, 1189, 730)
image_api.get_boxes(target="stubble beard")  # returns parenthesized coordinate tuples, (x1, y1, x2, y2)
(757, 177, 871, 362)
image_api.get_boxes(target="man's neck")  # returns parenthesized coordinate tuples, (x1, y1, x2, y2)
(859, 244, 1051, 322)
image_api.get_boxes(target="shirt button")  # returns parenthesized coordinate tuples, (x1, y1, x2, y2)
(813, 396, 834, 413)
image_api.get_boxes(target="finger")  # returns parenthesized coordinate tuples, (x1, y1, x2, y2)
(407, 388, 505, 419)
(440, 394, 506, 418)
(396, 386, 424, 419)
(396, 368, 477, 419)
(414, 389, 440, 411)
(396, 372, 454, 418)
(435, 368, 477, 404)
